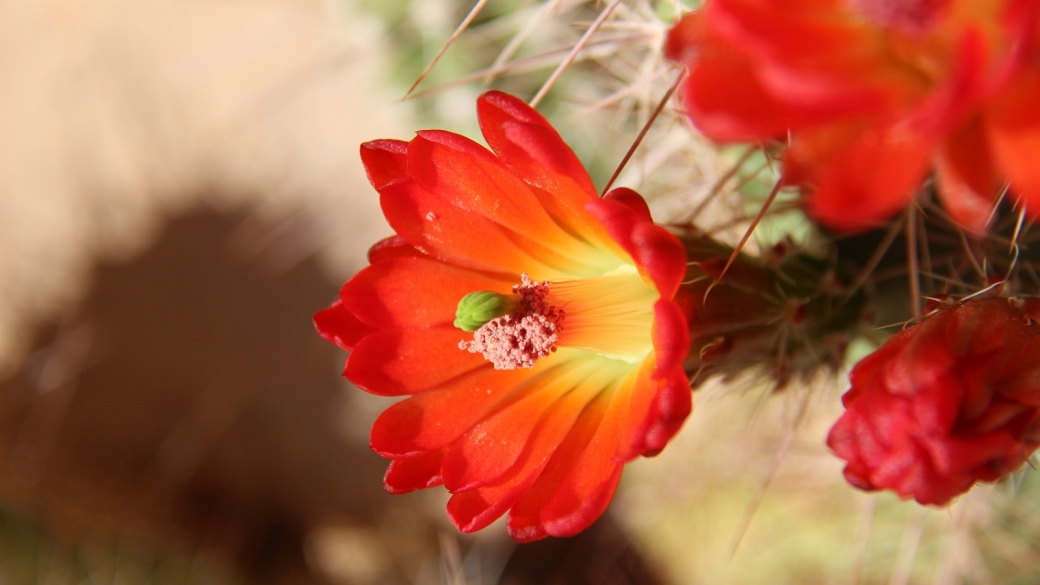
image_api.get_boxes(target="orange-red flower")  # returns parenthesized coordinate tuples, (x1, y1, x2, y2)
(314, 91, 692, 541)
(828, 297, 1040, 505)
(666, 0, 1040, 233)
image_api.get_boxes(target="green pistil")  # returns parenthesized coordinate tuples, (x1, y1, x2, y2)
(454, 291, 516, 332)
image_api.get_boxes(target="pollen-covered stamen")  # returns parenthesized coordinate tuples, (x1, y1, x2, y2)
(459, 274, 566, 370)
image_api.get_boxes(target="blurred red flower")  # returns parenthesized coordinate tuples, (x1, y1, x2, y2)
(314, 91, 692, 541)
(666, 0, 1040, 233)
(828, 297, 1040, 505)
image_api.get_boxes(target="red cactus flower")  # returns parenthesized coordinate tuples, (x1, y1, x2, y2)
(314, 91, 692, 541)
(828, 297, 1040, 505)
(666, 0, 1040, 233)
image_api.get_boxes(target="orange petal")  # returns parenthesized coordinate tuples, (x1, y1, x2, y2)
(442, 357, 628, 492)
(384, 448, 446, 494)
(369, 353, 567, 457)
(476, 92, 619, 255)
(346, 327, 488, 396)
(367, 235, 423, 263)
(340, 256, 512, 329)
(378, 177, 560, 276)
(639, 364, 694, 455)
(670, 5, 896, 141)
(615, 358, 692, 461)
(407, 131, 584, 256)
(679, 27, 819, 141)
(614, 356, 659, 461)
(506, 378, 631, 542)
(444, 365, 608, 533)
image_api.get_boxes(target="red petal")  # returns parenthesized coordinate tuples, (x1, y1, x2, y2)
(346, 327, 488, 396)
(361, 139, 410, 190)
(407, 131, 577, 251)
(935, 117, 999, 235)
(445, 371, 603, 533)
(987, 68, 1040, 215)
(368, 235, 423, 263)
(639, 365, 694, 454)
(378, 177, 549, 274)
(476, 91, 623, 262)
(313, 299, 374, 351)
(630, 223, 688, 301)
(340, 256, 512, 329)
(369, 356, 560, 457)
(704, 0, 906, 108)
(798, 122, 934, 231)
(477, 90, 597, 198)
(506, 386, 627, 542)
(668, 8, 893, 142)
(587, 190, 688, 299)
(651, 299, 692, 379)
(442, 357, 605, 492)
(677, 28, 830, 141)
(384, 449, 446, 494)
(600, 187, 653, 222)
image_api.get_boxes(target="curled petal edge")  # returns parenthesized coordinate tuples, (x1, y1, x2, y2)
(587, 188, 687, 299)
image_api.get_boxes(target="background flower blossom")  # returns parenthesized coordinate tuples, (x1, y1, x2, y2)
(666, 0, 1040, 233)
(828, 296, 1040, 505)
(314, 90, 692, 541)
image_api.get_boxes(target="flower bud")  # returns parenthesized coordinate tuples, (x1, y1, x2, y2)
(828, 297, 1040, 505)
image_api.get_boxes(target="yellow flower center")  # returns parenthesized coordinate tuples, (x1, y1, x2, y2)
(458, 267, 659, 370)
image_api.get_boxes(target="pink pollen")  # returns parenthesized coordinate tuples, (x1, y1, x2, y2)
(459, 274, 565, 370)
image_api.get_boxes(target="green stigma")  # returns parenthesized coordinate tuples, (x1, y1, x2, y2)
(454, 291, 515, 332)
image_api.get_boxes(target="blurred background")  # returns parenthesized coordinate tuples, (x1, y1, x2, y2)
(2, 0, 1040, 583)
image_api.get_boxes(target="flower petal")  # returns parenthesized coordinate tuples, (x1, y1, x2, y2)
(341, 256, 512, 329)
(704, 0, 908, 107)
(407, 131, 589, 260)
(313, 299, 374, 351)
(445, 370, 604, 533)
(668, 5, 899, 141)
(347, 327, 488, 396)
(477, 90, 597, 198)
(672, 17, 837, 141)
(360, 139, 410, 190)
(797, 122, 934, 231)
(987, 67, 1040, 215)
(640, 364, 695, 455)
(651, 299, 692, 379)
(367, 235, 423, 263)
(935, 117, 999, 235)
(378, 177, 560, 276)
(587, 189, 687, 298)
(442, 357, 631, 493)
(384, 449, 446, 494)
(369, 353, 568, 457)
(506, 381, 630, 541)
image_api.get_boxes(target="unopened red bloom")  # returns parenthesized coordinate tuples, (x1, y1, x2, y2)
(828, 297, 1040, 505)
(314, 91, 692, 541)
(666, 0, 1040, 233)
